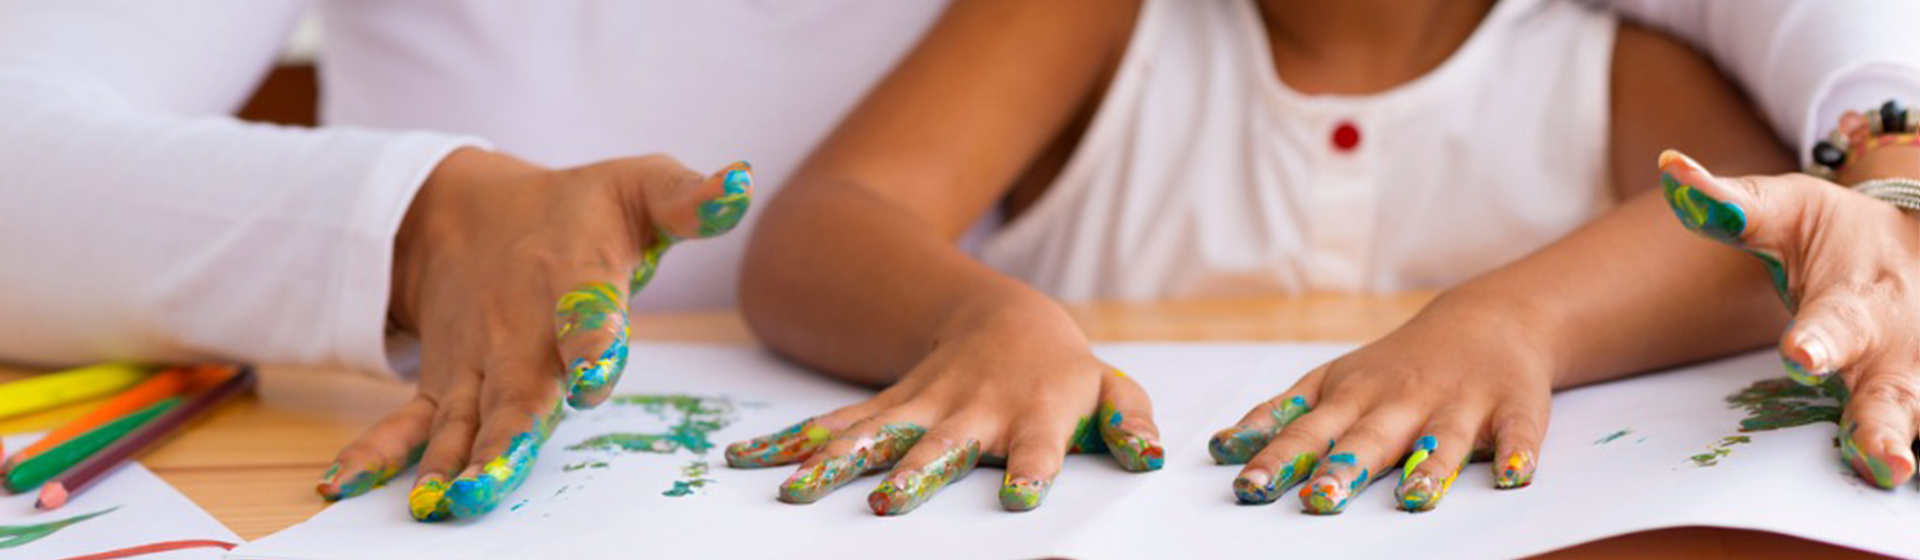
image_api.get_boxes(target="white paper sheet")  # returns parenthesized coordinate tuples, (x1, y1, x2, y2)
(1, 434, 241, 560)
(232, 343, 1920, 560)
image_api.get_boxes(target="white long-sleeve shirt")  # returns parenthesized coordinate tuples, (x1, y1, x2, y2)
(0, 0, 1912, 377)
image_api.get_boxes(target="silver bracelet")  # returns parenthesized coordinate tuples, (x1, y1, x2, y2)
(1853, 178, 1920, 211)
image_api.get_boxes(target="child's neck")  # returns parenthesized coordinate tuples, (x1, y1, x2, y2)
(1257, 0, 1497, 96)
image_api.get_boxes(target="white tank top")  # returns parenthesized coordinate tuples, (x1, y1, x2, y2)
(979, 0, 1617, 300)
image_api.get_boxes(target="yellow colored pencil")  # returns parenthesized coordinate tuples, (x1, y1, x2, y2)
(0, 363, 151, 420)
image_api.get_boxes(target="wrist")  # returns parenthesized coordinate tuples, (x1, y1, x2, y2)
(930, 283, 1086, 352)
(1837, 145, 1920, 185)
(389, 148, 546, 332)
(1410, 284, 1567, 385)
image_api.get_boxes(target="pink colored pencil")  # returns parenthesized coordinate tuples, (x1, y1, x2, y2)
(36, 365, 254, 510)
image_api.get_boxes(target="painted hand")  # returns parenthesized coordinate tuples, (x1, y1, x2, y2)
(724, 304, 1162, 515)
(1208, 303, 1551, 514)
(314, 149, 753, 520)
(1660, 149, 1920, 489)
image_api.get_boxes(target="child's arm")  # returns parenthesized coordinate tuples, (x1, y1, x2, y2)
(1211, 24, 1798, 515)
(729, 0, 1163, 515)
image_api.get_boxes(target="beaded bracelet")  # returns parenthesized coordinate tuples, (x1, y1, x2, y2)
(1854, 178, 1920, 212)
(1809, 100, 1920, 179)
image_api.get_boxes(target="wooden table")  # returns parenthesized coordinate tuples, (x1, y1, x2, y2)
(0, 294, 1884, 559)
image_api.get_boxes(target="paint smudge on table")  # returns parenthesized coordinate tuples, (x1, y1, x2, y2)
(565, 393, 744, 497)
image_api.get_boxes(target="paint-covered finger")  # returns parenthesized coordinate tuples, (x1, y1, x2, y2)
(1232, 403, 1350, 505)
(777, 418, 926, 504)
(1780, 292, 1877, 387)
(442, 369, 568, 520)
(1395, 417, 1475, 513)
(1838, 372, 1920, 489)
(1300, 412, 1419, 515)
(1097, 369, 1164, 472)
(1490, 403, 1547, 489)
(869, 430, 984, 516)
(1211, 390, 1316, 465)
(639, 160, 753, 241)
(318, 397, 432, 501)
(1000, 416, 1076, 512)
(726, 398, 894, 468)
(554, 281, 630, 409)
(401, 364, 480, 521)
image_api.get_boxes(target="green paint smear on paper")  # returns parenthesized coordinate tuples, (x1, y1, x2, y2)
(1690, 436, 1752, 467)
(1594, 429, 1632, 445)
(663, 461, 713, 497)
(0, 507, 116, 550)
(565, 394, 740, 496)
(1726, 377, 1845, 432)
(1691, 376, 1848, 467)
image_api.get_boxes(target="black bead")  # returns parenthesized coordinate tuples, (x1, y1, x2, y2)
(1813, 141, 1847, 167)
(1882, 100, 1908, 133)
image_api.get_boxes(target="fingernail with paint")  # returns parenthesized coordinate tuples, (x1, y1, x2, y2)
(1657, 150, 1745, 245)
(1494, 450, 1535, 489)
(1397, 473, 1442, 512)
(698, 162, 753, 238)
(1300, 453, 1366, 515)
(999, 474, 1053, 512)
(565, 339, 628, 408)
(1233, 470, 1277, 504)
(1100, 403, 1164, 472)
(777, 454, 865, 504)
(408, 475, 452, 522)
(1208, 427, 1269, 466)
(1783, 333, 1832, 387)
(868, 440, 979, 516)
(316, 463, 342, 499)
(725, 420, 833, 468)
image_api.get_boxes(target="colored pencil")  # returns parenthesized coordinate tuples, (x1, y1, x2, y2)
(0, 363, 151, 419)
(36, 366, 255, 510)
(4, 398, 179, 493)
(3, 367, 193, 473)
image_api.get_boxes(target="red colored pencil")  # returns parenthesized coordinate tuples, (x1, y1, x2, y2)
(35, 365, 255, 510)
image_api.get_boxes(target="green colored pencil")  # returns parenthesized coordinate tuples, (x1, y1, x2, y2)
(4, 398, 179, 493)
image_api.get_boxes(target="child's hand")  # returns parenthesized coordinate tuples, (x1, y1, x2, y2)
(314, 149, 752, 521)
(1208, 301, 1553, 514)
(724, 302, 1163, 515)
(1660, 149, 1920, 489)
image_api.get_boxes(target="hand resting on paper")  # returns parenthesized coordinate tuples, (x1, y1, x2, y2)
(1207, 294, 1549, 514)
(314, 148, 753, 521)
(724, 293, 1164, 515)
(1661, 149, 1920, 489)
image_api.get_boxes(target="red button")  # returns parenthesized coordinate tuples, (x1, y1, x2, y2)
(1331, 121, 1361, 152)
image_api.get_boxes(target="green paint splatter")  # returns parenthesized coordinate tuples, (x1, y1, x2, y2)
(1690, 436, 1753, 467)
(566, 394, 741, 497)
(663, 461, 714, 497)
(0, 507, 116, 550)
(1594, 429, 1632, 445)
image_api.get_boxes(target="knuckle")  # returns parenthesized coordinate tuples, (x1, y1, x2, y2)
(1336, 422, 1394, 445)
(1855, 377, 1920, 409)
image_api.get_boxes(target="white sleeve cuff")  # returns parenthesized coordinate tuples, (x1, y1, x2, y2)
(333, 132, 488, 380)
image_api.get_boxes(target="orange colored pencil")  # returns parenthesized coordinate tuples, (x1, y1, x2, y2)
(1, 366, 192, 473)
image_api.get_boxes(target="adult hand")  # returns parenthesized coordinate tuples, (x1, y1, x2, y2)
(724, 296, 1163, 515)
(1660, 149, 1920, 488)
(314, 148, 753, 520)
